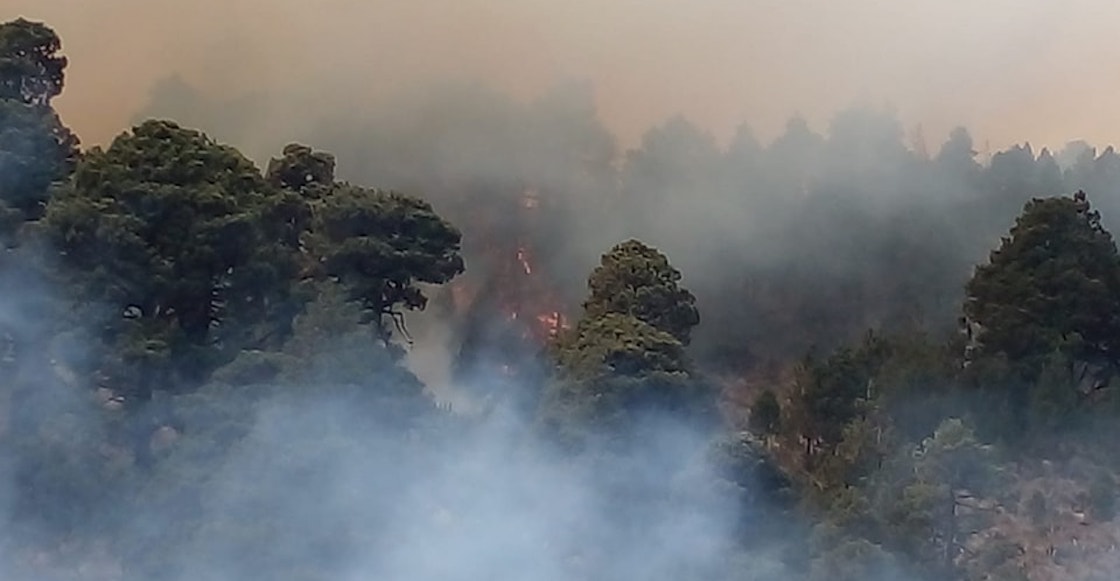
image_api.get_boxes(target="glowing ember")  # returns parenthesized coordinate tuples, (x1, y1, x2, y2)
(516, 247, 533, 275)
(536, 311, 568, 338)
(447, 186, 574, 379)
(521, 188, 540, 209)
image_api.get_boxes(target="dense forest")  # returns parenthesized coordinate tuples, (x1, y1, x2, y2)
(6, 16, 1120, 581)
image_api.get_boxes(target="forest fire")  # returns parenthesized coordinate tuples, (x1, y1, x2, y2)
(496, 245, 569, 340)
(454, 187, 571, 344)
(491, 243, 569, 344)
(536, 311, 566, 338)
(442, 185, 574, 386)
(504, 238, 570, 342)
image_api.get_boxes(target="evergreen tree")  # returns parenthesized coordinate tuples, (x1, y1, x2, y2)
(582, 239, 700, 344)
(964, 191, 1120, 418)
(542, 240, 712, 440)
(0, 18, 78, 239)
(44, 121, 306, 399)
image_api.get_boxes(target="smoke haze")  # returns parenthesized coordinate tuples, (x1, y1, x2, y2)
(0, 263, 782, 581)
(9, 0, 1120, 150)
(10, 4, 1120, 580)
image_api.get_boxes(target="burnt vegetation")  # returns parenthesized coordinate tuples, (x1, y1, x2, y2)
(7, 16, 1120, 581)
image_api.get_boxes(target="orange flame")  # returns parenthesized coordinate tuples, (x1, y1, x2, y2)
(536, 311, 569, 338)
(449, 185, 571, 366)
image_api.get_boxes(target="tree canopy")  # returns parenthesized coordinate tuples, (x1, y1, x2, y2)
(0, 98, 77, 228)
(543, 240, 712, 439)
(43, 120, 306, 396)
(265, 142, 337, 197)
(964, 191, 1120, 378)
(0, 18, 77, 236)
(583, 238, 700, 344)
(0, 18, 66, 105)
(301, 173, 465, 342)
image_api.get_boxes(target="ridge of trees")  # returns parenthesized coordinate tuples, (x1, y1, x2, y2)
(9, 15, 1120, 581)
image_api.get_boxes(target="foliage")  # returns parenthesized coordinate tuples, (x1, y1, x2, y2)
(213, 282, 434, 425)
(0, 100, 78, 229)
(0, 18, 77, 239)
(305, 183, 465, 341)
(582, 239, 700, 344)
(554, 312, 691, 379)
(963, 192, 1120, 430)
(912, 418, 993, 494)
(542, 313, 711, 440)
(0, 18, 66, 105)
(43, 120, 306, 398)
(749, 389, 781, 437)
(904, 419, 996, 576)
(807, 529, 901, 581)
(542, 240, 713, 444)
(965, 192, 1120, 376)
(265, 143, 336, 197)
(792, 332, 889, 461)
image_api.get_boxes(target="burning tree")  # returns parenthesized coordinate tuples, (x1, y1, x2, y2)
(442, 185, 577, 394)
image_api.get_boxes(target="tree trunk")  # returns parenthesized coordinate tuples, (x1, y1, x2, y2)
(944, 487, 958, 575)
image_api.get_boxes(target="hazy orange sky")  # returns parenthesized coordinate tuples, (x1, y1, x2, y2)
(7, 0, 1120, 151)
